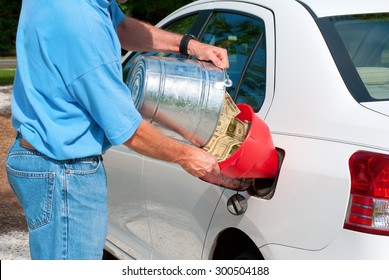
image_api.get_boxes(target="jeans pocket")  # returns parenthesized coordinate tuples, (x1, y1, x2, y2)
(6, 166, 55, 230)
(65, 156, 102, 175)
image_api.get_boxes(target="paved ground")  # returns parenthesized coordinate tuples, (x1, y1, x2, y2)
(0, 86, 30, 259)
(0, 59, 17, 67)
(0, 86, 26, 234)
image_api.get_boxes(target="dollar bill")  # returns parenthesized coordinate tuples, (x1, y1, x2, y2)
(226, 118, 249, 142)
(222, 92, 240, 117)
(207, 135, 241, 162)
(203, 134, 219, 152)
(203, 92, 250, 162)
(214, 113, 233, 137)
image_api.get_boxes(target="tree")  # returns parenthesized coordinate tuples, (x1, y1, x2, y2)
(0, 0, 193, 55)
(0, 0, 21, 55)
(118, 0, 193, 24)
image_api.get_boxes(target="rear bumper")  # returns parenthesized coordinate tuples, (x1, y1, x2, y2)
(260, 229, 389, 259)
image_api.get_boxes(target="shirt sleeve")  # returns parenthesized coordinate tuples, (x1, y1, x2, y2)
(109, 1, 126, 29)
(67, 61, 142, 146)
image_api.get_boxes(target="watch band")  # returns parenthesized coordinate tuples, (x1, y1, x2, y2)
(179, 34, 196, 56)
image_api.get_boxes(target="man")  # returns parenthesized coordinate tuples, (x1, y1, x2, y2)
(6, 0, 229, 260)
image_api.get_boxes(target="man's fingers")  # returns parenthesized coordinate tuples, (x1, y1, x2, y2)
(208, 50, 229, 69)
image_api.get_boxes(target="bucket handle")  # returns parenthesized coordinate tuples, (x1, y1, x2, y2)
(223, 69, 233, 87)
(214, 69, 233, 89)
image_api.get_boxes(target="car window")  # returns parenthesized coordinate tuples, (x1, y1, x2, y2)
(148, 14, 198, 58)
(161, 14, 198, 58)
(235, 33, 266, 111)
(164, 14, 198, 34)
(332, 14, 389, 101)
(122, 14, 198, 77)
(124, 11, 268, 112)
(198, 12, 266, 111)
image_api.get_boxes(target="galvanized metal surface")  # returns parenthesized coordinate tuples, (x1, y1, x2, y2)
(124, 55, 229, 147)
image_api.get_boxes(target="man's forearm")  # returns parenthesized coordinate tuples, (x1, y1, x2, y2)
(124, 120, 185, 163)
(117, 16, 229, 69)
(124, 120, 220, 177)
(117, 17, 181, 53)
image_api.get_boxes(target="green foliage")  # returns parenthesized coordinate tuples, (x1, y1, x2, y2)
(0, 0, 21, 55)
(118, 0, 193, 24)
(0, 0, 192, 55)
(353, 13, 389, 21)
(0, 66, 16, 86)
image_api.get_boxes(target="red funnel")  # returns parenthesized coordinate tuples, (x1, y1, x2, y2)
(219, 104, 278, 178)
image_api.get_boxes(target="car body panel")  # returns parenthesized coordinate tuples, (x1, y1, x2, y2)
(260, 229, 389, 259)
(361, 101, 389, 117)
(105, 0, 389, 259)
(142, 159, 225, 259)
(298, 0, 389, 17)
(173, 0, 389, 18)
(105, 146, 152, 259)
(142, 2, 277, 260)
(204, 138, 376, 255)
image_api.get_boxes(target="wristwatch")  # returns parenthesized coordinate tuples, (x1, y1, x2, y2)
(179, 34, 196, 56)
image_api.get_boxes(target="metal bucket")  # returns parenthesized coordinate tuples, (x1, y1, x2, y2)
(124, 55, 229, 147)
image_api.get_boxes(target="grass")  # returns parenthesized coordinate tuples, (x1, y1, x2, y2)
(0, 66, 16, 86)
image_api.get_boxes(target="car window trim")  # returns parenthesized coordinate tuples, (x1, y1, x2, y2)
(231, 30, 266, 104)
(316, 16, 378, 103)
(195, 9, 269, 106)
(185, 10, 213, 37)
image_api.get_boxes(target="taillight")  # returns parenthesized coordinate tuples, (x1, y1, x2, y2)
(345, 151, 389, 235)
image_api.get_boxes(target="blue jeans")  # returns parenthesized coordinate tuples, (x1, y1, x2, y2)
(5, 133, 107, 260)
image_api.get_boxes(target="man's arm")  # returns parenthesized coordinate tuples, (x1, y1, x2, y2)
(117, 17, 229, 69)
(117, 16, 228, 178)
(124, 120, 220, 178)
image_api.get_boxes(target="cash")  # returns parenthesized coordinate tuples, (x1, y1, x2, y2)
(206, 135, 241, 161)
(226, 118, 249, 142)
(203, 92, 250, 162)
(222, 91, 240, 117)
(213, 113, 233, 137)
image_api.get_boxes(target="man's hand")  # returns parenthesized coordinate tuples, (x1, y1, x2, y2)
(176, 145, 220, 178)
(188, 40, 229, 69)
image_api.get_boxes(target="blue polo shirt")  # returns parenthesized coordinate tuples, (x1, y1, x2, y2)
(12, 0, 142, 160)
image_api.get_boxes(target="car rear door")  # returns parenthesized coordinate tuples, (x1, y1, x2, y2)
(142, 1, 275, 259)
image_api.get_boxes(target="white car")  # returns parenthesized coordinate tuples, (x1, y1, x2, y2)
(104, 0, 389, 259)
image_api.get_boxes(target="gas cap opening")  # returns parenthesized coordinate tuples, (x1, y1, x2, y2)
(247, 148, 285, 200)
(201, 148, 284, 200)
